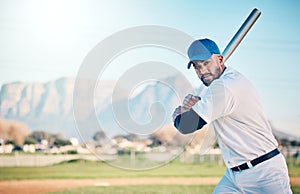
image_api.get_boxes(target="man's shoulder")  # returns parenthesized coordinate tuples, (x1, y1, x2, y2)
(221, 66, 248, 85)
(220, 66, 257, 96)
(222, 66, 242, 79)
(210, 66, 252, 95)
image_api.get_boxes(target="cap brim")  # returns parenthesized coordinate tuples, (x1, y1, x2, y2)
(187, 61, 193, 69)
(187, 54, 212, 69)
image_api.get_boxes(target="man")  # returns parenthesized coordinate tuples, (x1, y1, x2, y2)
(172, 38, 292, 193)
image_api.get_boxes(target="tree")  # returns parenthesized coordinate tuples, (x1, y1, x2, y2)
(280, 139, 291, 147)
(30, 131, 52, 143)
(0, 118, 30, 146)
(291, 140, 300, 147)
(53, 138, 72, 147)
(93, 130, 106, 141)
(93, 130, 109, 146)
(29, 131, 70, 146)
(24, 136, 38, 145)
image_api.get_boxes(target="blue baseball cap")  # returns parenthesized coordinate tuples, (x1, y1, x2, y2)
(187, 38, 221, 69)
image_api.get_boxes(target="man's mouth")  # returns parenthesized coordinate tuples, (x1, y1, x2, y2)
(201, 74, 212, 80)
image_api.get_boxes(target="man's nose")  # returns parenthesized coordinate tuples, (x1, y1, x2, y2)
(197, 67, 207, 75)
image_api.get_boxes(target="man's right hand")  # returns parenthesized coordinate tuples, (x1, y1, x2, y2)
(182, 94, 201, 110)
(172, 94, 201, 122)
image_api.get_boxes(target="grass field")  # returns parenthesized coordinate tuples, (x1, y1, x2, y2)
(1, 159, 300, 180)
(0, 159, 300, 193)
(0, 159, 228, 179)
(50, 185, 216, 194)
(50, 185, 300, 194)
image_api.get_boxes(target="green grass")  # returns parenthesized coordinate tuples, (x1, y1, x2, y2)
(49, 185, 300, 194)
(0, 159, 226, 180)
(288, 162, 300, 177)
(1, 159, 299, 193)
(0, 159, 300, 180)
(50, 185, 216, 194)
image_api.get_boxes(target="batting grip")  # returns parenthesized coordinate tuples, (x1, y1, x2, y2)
(222, 8, 261, 62)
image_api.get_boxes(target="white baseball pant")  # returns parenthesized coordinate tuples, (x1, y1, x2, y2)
(213, 154, 292, 194)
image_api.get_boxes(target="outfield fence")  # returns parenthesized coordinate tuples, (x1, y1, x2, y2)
(0, 154, 116, 167)
(0, 147, 299, 167)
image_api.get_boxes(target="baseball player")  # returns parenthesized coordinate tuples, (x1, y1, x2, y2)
(172, 39, 292, 193)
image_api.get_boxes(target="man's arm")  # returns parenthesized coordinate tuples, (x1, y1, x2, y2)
(174, 108, 207, 134)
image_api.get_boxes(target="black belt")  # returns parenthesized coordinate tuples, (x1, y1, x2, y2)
(231, 148, 280, 172)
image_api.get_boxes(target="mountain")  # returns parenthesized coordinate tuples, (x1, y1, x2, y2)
(0, 74, 193, 140)
(272, 128, 300, 142)
(1, 76, 299, 143)
(0, 78, 116, 139)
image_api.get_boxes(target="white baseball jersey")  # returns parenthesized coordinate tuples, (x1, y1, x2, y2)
(192, 66, 278, 168)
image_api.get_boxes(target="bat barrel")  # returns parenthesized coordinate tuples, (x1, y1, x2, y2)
(222, 8, 261, 62)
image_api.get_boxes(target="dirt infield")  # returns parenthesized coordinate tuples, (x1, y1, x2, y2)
(0, 177, 299, 194)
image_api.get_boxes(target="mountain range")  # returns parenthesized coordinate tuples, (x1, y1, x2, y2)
(0, 74, 193, 141)
(0, 76, 299, 142)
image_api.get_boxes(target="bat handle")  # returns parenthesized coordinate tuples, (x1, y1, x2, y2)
(195, 96, 201, 100)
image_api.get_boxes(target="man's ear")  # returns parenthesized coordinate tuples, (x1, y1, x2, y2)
(217, 55, 225, 70)
(218, 55, 223, 63)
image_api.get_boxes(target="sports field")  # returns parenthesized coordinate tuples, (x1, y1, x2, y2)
(0, 159, 299, 193)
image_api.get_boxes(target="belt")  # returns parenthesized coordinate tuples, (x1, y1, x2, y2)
(231, 148, 280, 172)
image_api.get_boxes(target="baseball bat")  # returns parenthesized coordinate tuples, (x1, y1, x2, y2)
(222, 8, 261, 62)
(193, 8, 261, 101)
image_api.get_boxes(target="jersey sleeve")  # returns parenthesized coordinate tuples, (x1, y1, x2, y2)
(174, 109, 207, 134)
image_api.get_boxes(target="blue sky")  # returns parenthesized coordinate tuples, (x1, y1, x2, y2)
(0, 0, 300, 136)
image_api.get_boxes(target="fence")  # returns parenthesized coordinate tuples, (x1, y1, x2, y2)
(0, 153, 116, 167)
(0, 147, 299, 167)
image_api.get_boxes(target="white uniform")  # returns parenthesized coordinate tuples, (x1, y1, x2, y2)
(192, 66, 292, 193)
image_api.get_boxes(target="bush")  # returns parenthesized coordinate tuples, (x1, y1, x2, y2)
(54, 139, 72, 147)
(67, 150, 78, 155)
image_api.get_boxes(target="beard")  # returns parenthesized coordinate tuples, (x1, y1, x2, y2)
(201, 74, 213, 86)
(200, 67, 222, 86)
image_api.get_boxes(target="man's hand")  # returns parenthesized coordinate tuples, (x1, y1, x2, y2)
(182, 94, 201, 110)
(172, 94, 201, 122)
